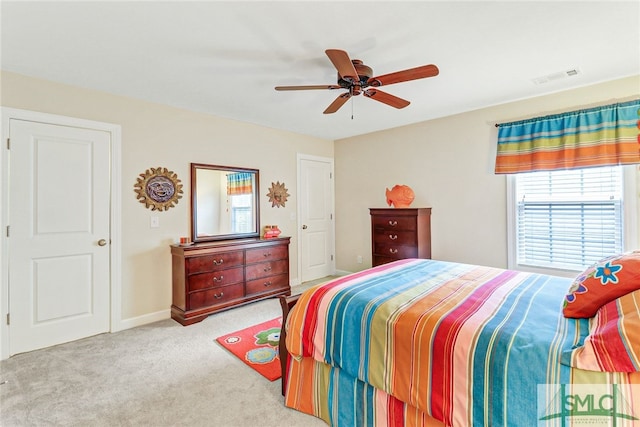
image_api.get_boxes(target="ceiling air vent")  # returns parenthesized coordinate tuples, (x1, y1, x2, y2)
(532, 68, 581, 85)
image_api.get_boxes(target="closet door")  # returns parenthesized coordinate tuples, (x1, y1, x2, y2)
(8, 119, 111, 355)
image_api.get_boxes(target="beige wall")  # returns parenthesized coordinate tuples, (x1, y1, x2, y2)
(0, 71, 333, 324)
(334, 75, 640, 273)
(2, 70, 639, 327)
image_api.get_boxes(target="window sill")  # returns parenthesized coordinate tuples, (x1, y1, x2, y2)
(509, 263, 581, 278)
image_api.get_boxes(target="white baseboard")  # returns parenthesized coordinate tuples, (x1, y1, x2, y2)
(114, 309, 171, 332)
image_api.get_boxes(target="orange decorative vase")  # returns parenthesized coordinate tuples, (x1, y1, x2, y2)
(271, 225, 281, 238)
(385, 185, 415, 208)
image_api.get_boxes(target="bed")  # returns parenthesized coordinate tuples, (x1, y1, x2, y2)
(278, 257, 640, 426)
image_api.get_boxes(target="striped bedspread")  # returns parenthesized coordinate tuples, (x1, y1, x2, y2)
(285, 259, 640, 426)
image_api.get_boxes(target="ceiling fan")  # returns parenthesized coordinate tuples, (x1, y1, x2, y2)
(275, 49, 439, 114)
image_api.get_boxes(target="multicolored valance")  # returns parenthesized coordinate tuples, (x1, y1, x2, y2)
(495, 99, 640, 174)
(227, 172, 253, 195)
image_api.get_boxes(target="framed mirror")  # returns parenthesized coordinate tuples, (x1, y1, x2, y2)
(191, 163, 260, 242)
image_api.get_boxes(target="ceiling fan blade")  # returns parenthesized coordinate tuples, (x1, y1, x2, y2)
(363, 89, 410, 109)
(368, 64, 439, 87)
(325, 49, 359, 82)
(323, 92, 351, 114)
(275, 84, 342, 91)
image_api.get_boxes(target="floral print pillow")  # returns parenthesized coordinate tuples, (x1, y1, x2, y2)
(563, 251, 640, 318)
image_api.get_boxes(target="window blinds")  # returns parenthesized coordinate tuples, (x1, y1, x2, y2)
(514, 166, 623, 271)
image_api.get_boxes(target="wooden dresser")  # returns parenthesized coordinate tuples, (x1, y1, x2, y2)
(171, 237, 291, 325)
(370, 208, 431, 267)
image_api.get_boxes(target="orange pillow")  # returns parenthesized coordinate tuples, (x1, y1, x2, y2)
(563, 252, 640, 318)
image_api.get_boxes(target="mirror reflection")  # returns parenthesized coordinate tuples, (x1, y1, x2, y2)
(191, 163, 260, 242)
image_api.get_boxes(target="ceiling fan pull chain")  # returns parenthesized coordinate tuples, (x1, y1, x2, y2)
(351, 97, 354, 120)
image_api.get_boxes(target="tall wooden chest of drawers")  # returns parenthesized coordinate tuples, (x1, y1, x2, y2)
(370, 208, 431, 267)
(171, 237, 290, 325)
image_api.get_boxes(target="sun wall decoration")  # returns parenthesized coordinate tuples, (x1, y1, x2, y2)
(134, 166, 183, 211)
(266, 181, 289, 208)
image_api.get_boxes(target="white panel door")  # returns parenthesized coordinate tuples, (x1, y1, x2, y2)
(8, 119, 111, 355)
(299, 157, 334, 282)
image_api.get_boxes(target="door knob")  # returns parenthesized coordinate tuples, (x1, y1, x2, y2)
(98, 239, 107, 246)
(302, 225, 308, 229)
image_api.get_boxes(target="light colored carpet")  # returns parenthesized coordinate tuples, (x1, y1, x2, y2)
(0, 281, 335, 427)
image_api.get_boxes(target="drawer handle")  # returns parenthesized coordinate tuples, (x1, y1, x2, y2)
(388, 220, 398, 226)
(389, 248, 398, 254)
(213, 259, 224, 266)
(213, 275, 224, 283)
(263, 266, 272, 272)
(263, 281, 273, 287)
(263, 252, 272, 257)
(214, 292, 224, 299)
(389, 234, 398, 240)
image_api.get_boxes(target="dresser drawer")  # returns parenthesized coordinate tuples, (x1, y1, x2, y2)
(245, 244, 288, 263)
(187, 267, 244, 292)
(245, 259, 289, 281)
(371, 215, 417, 231)
(373, 243, 418, 259)
(373, 229, 417, 245)
(188, 283, 244, 309)
(246, 273, 289, 295)
(186, 251, 244, 274)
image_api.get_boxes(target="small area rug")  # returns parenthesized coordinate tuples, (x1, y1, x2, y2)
(216, 317, 283, 381)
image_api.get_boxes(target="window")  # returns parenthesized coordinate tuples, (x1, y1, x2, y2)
(230, 194, 253, 233)
(508, 165, 637, 275)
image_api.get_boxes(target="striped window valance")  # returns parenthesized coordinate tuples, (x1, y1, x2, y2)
(227, 172, 253, 195)
(495, 99, 640, 174)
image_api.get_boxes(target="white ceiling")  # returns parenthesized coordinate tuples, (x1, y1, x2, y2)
(2, 1, 639, 141)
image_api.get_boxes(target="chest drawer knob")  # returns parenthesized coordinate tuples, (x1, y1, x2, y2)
(263, 252, 272, 257)
(389, 234, 398, 240)
(388, 220, 398, 226)
(263, 266, 272, 272)
(389, 248, 398, 254)
(213, 275, 224, 283)
(213, 259, 224, 266)
(264, 281, 273, 287)
(214, 292, 224, 299)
